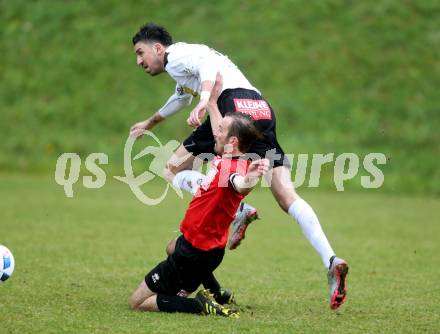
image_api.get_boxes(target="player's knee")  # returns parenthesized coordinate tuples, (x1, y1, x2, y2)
(275, 197, 289, 212)
(270, 190, 289, 212)
(166, 238, 176, 256)
(128, 296, 139, 311)
(142, 297, 158, 312)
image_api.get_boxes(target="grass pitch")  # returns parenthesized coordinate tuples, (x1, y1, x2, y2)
(0, 174, 439, 333)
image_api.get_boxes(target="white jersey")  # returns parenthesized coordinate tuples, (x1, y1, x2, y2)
(166, 42, 259, 97)
(157, 42, 259, 118)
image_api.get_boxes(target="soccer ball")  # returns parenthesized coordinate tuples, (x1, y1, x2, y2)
(0, 245, 15, 283)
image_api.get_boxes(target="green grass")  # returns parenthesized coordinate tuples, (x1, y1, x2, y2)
(1, 174, 439, 333)
(1, 0, 439, 194)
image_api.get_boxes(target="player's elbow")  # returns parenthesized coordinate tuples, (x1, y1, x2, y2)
(238, 188, 252, 196)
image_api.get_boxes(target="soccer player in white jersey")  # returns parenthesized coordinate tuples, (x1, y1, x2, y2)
(130, 23, 349, 310)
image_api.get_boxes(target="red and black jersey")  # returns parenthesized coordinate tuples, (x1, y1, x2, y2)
(180, 156, 250, 251)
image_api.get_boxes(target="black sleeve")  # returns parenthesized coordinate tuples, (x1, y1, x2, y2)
(229, 173, 241, 193)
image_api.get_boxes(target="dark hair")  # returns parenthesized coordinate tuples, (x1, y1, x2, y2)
(132, 23, 173, 46)
(225, 112, 262, 153)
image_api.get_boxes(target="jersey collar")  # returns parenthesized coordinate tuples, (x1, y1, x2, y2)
(221, 155, 245, 160)
(164, 52, 169, 69)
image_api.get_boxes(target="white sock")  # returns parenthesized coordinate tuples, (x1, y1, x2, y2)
(288, 198, 335, 268)
(172, 170, 205, 196)
(173, 170, 245, 219)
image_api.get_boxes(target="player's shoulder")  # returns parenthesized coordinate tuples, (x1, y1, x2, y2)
(217, 156, 248, 174)
(167, 42, 211, 62)
(213, 155, 222, 167)
(168, 42, 210, 52)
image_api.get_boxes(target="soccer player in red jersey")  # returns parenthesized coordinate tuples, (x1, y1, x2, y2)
(128, 107, 269, 317)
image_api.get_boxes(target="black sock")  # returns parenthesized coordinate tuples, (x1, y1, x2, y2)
(156, 294, 203, 314)
(329, 255, 336, 270)
(202, 273, 221, 295)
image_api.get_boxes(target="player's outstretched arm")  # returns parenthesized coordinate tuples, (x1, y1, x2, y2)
(130, 89, 192, 139)
(129, 112, 164, 139)
(187, 80, 214, 128)
(231, 159, 270, 195)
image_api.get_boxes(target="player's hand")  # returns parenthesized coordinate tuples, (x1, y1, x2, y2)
(187, 100, 208, 128)
(130, 120, 150, 139)
(130, 113, 164, 138)
(246, 159, 270, 178)
(209, 72, 223, 104)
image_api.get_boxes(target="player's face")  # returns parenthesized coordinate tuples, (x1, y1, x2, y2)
(134, 42, 164, 76)
(214, 117, 234, 155)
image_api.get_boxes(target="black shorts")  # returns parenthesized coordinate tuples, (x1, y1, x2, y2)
(145, 235, 224, 295)
(183, 88, 289, 168)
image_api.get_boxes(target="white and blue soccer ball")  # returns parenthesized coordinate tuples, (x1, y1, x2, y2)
(0, 245, 15, 283)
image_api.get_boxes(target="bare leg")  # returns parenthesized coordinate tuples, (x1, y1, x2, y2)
(128, 280, 158, 311)
(266, 165, 300, 212)
(138, 295, 159, 312)
(128, 279, 204, 314)
(267, 167, 349, 310)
